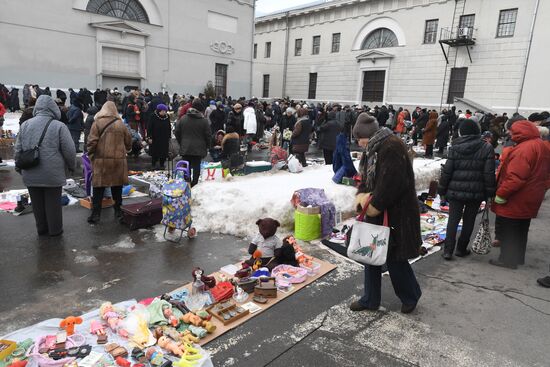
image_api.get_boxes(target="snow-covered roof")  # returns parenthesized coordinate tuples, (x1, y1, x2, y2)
(255, 0, 361, 23)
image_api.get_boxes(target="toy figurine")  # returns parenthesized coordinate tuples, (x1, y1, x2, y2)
(157, 336, 185, 357)
(145, 348, 169, 367)
(181, 331, 200, 344)
(163, 308, 179, 327)
(90, 319, 108, 344)
(59, 316, 83, 336)
(100, 302, 128, 337)
(192, 268, 216, 290)
(188, 326, 207, 339)
(181, 313, 202, 327)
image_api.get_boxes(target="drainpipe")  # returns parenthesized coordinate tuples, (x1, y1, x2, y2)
(250, 0, 256, 98)
(516, 0, 540, 113)
(281, 11, 290, 99)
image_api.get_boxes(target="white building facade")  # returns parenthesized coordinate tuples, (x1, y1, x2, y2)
(0, 0, 255, 97)
(253, 0, 549, 114)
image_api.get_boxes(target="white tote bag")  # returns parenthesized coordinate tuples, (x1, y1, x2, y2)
(287, 155, 304, 173)
(347, 197, 390, 266)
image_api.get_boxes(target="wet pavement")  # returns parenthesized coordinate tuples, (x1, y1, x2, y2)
(1, 148, 550, 366)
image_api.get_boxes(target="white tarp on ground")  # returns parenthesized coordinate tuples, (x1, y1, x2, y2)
(191, 158, 444, 239)
(3, 112, 21, 135)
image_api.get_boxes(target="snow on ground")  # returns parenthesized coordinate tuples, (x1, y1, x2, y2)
(191, 157, 444, 239)
(3, 112, 22, 135)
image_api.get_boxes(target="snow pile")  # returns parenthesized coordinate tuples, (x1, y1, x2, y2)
(191, 158, 444, 238)
(2, 112, 22, 135)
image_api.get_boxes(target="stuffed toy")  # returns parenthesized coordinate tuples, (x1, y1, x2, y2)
(59, 316, 83, 336)
(278, 236, 299, 267)
(244, 218, 282, 270)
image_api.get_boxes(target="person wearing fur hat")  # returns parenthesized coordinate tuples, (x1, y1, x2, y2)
(438, 119, 495, 260)
(350, 113, 422, 314)
(147, 104, 172, 170)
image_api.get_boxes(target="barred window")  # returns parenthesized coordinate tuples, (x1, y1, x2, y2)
(215, 63, 228, 97)
(265, 42, 271, 58)
(424, 19, 438, 44)
(497, 8, 518, 37)
(361, 28, 398, 49)
(263, 75, 270, 98)
(86, 0, 149, 23)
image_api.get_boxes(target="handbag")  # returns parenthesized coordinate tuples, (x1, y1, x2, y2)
(347, 196, 390, 266)
(15, 118, 54, 169)
(472, 204, 492, 255)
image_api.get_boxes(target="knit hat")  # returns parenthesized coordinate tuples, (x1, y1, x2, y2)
(156, 104, 168, 111)
(459, 119, 481, 136)
(216, 101, 223, 107)
(192, 98, 205, 112)
(210, 100, 216, 105)
(353, 113, 379, 139)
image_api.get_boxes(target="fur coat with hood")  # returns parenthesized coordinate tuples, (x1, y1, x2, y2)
(87, 101, 132, 187)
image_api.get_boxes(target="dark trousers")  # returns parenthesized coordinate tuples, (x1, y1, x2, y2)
(182, 155, 202, 187)
(425, 144, 434, 157)
(496, 216, 531, 266)
(359, 261, 422, 308)
(92, 186, 122, 213)
(295, 152, 307, 167)
(152, 156, 166, 168)
(438, 146, 445, 154)
(444, 200, 481, 254)
(323, 149, 333, 165)
(70, 130, 81, 151)
(28, 187, 63, 236)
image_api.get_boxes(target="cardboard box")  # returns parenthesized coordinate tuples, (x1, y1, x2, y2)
(79, 197, 115, 209)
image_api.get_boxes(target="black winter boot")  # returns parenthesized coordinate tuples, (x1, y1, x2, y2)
(114, 206, 123, 223)
(87, 208, 101, 224)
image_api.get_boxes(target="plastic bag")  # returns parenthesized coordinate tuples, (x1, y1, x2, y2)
(287, 155, 303, 173)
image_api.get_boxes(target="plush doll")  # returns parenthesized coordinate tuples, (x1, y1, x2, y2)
(278, 236, 299, 267)
(191, 268, 217, 290)
(289, 236, 313, 267)
(244, 218, 282, 270)
(59, 316, 83, 336)
(162, 307, 179, 327)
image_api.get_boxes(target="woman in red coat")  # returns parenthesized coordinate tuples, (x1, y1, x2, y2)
(490, 120, 550, 269)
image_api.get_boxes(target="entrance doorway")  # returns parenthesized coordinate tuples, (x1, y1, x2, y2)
(102, 76, 140, 91)
(362, 70, 385, 102)
(447, 67, 468, 104)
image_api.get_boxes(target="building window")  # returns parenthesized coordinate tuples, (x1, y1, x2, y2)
(215, 63, 228, 97)
(361, 28, 398, 49)
(497, 8, 518, 37)
(424, 19, 438, 44)
(86, 0, 149, 23)
(331, 33, 341, 53)
(362, 70, 385, 102)
(253, 43, 257, 59)
(265, 42, 271, 58)
(458, 14, 475, 37)
(295, 38, 302, 56)
(262, 75, 270, 98)
(447, 67, 468, 104)
(308, 73, 317, 100)
(312, 36, 320, 55)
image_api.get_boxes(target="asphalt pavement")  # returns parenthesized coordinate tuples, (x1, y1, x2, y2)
(0, 152, 549, 367)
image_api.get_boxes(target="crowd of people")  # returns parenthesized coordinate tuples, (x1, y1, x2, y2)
(5, 81, 550, 299)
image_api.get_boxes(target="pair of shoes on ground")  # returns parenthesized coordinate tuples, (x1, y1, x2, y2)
(536, 276, 550, 288)
(349, 300, 417, 314)
(88, 208, 123, 224)
(442, 249, 471, 261)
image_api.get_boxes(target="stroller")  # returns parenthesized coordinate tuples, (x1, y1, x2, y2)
(161, 160, 196, 242)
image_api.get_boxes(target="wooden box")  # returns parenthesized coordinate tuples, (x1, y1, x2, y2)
(206, 301, 250, 326)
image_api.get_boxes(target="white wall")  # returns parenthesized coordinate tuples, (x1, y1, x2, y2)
(253, 0, 547, 114)
(0, 0, 254, 97)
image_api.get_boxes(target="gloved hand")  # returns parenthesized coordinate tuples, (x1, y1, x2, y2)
(494, 195, 507, 204)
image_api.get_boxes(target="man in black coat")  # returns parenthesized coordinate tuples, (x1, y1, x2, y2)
(174, 99, 211, 187)
(438, 119, 495, 260)
(350, 114, 422, 314)
(9, 88, 20, 112)
(209, 102, 227, 134)
(318, 111, 341, 164)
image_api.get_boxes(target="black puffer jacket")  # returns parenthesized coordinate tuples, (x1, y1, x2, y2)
(438, 135, 496, 202)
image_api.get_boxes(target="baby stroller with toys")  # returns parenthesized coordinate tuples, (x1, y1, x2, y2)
(161, 160, 196, 242)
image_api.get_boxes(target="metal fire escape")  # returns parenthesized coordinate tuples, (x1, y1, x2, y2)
(439, 0, 476, 64)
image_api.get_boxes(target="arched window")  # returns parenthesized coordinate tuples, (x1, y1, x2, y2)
(86, 0, 149, 24)
(361, 28, 398, 49)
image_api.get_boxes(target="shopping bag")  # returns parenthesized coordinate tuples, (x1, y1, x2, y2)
(347, 196, 389, 266)
(472, 204, 492, 255)
(201, 162, 223, 181)
(287, 155, 304, 173)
